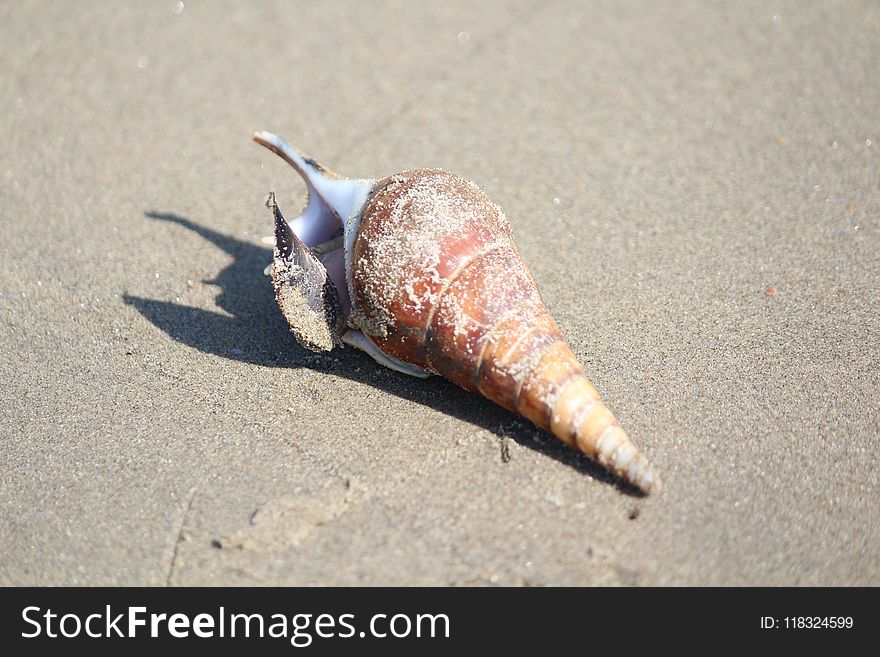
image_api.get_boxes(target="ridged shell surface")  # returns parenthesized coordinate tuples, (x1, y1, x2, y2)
(351, 169, 658, 494)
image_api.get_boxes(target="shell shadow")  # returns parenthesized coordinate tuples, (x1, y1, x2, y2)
(124, 211, 642, 497)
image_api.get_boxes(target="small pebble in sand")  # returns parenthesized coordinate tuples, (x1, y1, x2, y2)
(765, 287, 777, 296)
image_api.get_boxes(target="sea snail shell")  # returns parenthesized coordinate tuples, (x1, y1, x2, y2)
(253, 131, 661, 495)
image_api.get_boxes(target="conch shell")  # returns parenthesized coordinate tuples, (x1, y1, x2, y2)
(253, 132, 660, 494)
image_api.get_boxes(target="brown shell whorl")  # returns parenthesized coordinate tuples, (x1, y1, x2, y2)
(351, 168, 515, 368)
(351, 169, 659, 494)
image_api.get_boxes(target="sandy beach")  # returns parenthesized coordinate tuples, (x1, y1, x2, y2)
(1, 0, 878, 585)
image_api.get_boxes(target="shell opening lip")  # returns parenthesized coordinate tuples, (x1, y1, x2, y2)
(266, 190, 295, 261)
(253, 131, 344, 248)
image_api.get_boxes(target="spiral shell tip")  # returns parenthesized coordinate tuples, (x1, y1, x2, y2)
(634, 463, 661, 496)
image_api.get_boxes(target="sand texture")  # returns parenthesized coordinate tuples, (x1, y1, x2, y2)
(1, 1, 878, 585)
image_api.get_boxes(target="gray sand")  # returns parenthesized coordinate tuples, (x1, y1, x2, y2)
(1, 1, 878, 585)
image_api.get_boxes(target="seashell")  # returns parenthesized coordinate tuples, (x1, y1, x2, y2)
(253, 131, 660, 494)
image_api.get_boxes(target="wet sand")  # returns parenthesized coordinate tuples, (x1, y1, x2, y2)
(1, 0, 878, 585)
